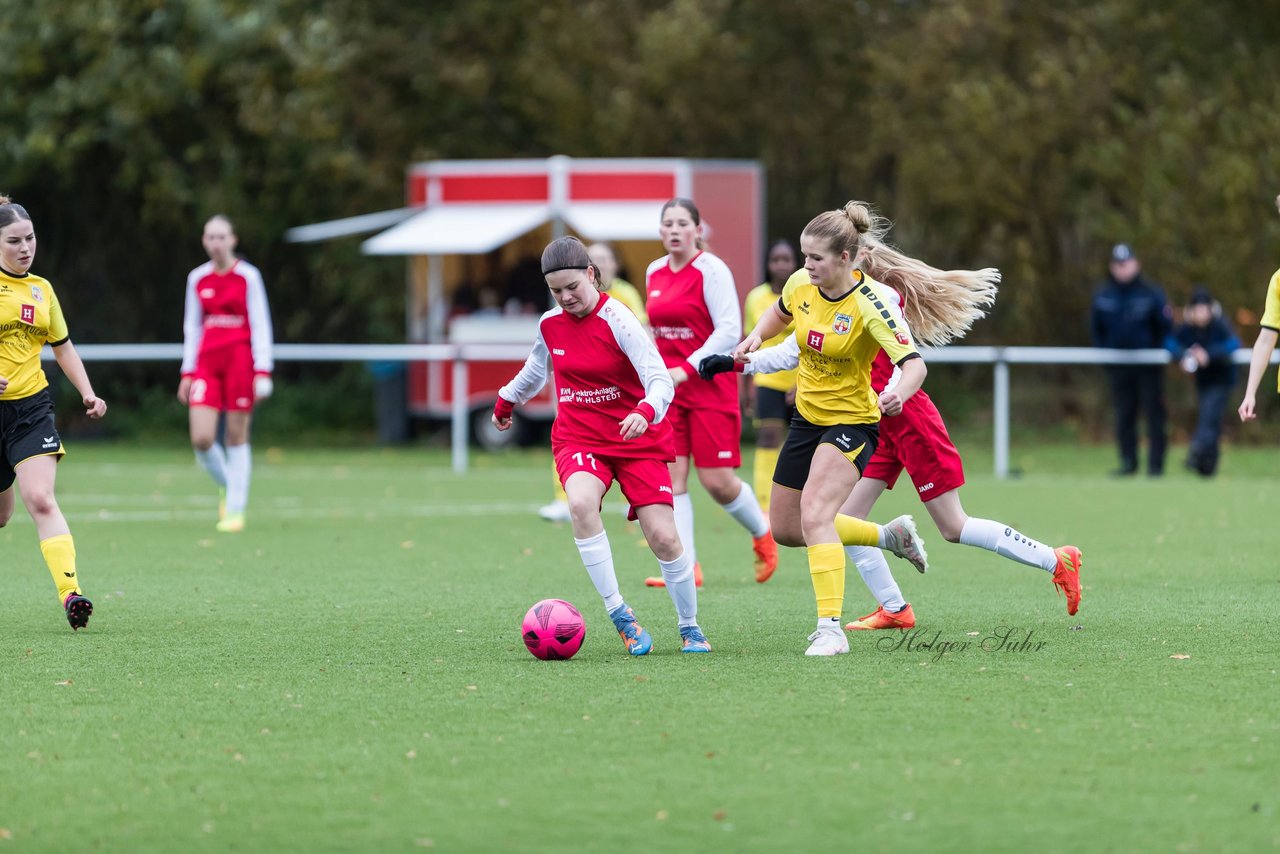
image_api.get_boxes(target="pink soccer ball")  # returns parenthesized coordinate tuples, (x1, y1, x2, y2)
(521, 599, 586, 660)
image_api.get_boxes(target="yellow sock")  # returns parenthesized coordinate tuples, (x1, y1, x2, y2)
(834, 513, 880, 547)
(40, 534, 80, 603)
(807, 542, 845, 619)
(753, 447, 779, 513)
(553, 462, 567, 502)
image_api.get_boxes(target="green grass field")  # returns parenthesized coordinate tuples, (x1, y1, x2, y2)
(2, 441, 1278, 852)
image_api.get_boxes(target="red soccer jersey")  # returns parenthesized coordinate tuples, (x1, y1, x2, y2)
(645, 250, 741, 412)
(499, 294, 675, 460)
(180, 259, 274, 376)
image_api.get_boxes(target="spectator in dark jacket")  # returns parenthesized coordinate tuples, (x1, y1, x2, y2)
(1167, 287, 1240, 476)
(1091, 243, 1174, 476)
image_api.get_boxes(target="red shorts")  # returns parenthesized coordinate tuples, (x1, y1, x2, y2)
(189, 345, 255, 413)
(861, 393, 965, 502)
(554, 446, 675, 520)
(668, 403, 741, 468)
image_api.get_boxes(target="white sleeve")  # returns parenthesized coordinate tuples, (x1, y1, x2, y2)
(744, 334, 801, 375)
(243, 263, 274, 374)
(684, 254, 742, 371)
(497, 322, 551, 405)
(179, 269, 204, 376)
(602, 301, 674, 422)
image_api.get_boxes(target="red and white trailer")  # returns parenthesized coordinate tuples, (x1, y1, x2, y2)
(289, 155, 765, 443)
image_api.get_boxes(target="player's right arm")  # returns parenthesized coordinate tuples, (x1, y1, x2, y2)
(493, 326, 551, 430)
(1239, 270, 1280, 422)
(177, 269, 204, 405)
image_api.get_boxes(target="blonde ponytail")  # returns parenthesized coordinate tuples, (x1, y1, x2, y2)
(804, 200, 998, 346)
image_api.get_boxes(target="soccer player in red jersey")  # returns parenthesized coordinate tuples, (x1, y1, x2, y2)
(643, 198, 777, 588)
(0, 194, 107, 630)
(493, 237, 710, 655)
(178, 216, 274, 533)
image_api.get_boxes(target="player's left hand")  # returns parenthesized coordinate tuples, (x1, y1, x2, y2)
(618, 412, 649, 440)
(254, 375, 274, 401)
(84, 395, 107, 419)
(877, 390, 904, 417)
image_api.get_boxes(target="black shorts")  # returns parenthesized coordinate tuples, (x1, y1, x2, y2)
(773, 415, 878, 491)
(755, 386, 794, 423)
(0, 388, 64, 492)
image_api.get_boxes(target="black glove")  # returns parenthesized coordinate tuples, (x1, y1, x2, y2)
(698, 354, 736, 381)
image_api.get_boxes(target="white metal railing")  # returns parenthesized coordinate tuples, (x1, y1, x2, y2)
(47, 343, 1272, 477)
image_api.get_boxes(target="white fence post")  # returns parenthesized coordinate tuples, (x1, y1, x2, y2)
(993, 351, 1010, 480)
(451, 355, 469, 474)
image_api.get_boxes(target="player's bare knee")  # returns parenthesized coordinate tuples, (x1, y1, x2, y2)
(24, 490, 58, 519)
(647, 529, 682, 561)
(191, 434, 216, 452)
(566, 495, 600, 526)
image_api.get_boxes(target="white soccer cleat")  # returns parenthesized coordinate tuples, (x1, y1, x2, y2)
(804, 627, 850, 657)
(884, 514, 929, 574)
(537, 500, 572, 522)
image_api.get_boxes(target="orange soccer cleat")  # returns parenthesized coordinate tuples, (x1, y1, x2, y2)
(644, 562, 703, 588)
(845, 603, 916, 631)
(1052, 546, 1083, 616)
(752, 530, 779, 583)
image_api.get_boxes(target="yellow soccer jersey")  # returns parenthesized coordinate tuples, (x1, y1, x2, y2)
(606, 279, 647, 325)
(1259, 268, 1280, 390)
(779, 268, 918, 426)
(745, 283, 798, 392)
(0, 269, 68, 401)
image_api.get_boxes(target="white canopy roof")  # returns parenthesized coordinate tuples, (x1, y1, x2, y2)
(562, 202, 663, 242)
(362, 204, 551, 256)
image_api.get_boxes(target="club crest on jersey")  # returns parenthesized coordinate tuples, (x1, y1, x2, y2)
(29, 285, 43, 303)
(832, 313, 851, 335)
(895, 331, 910, 346)
(806, 330, 825, 352)
(19, 304, 35, 324)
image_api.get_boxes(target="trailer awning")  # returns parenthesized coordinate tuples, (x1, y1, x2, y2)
(562, 202, 663, 242)
(362, 204, 552, 255)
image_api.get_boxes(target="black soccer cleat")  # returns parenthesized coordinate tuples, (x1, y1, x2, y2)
(63, 593, 93, 631)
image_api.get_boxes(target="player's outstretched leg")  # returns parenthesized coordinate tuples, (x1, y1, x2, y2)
(846, 603, 915, 631)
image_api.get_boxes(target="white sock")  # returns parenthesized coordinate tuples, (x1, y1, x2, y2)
(816, 616, 841, 631)
(960, 517, 1057, 571)
(195, 444, 228, 489)
(721, 480, 770, 537)
(846, 545, 907, 611)
(225, 443, 252, 516)
(673, 493, 697, 566)
(575, 530, 624, 613)
(658, 550, 698, 627)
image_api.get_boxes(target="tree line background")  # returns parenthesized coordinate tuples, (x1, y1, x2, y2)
(4, 0, 1279, 440)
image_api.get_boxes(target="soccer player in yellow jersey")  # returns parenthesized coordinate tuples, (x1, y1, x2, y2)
(727, 202, 939, 656)
(0, 195, 107, 630)
(1238, 194, 1280, 422)
(741, 240, 798, 549)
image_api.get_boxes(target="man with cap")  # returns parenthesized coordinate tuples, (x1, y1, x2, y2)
(1090, 243, 1173, 476)
(1167, 287, 1240, 476)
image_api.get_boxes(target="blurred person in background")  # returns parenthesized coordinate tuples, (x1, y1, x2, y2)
(0, 194, 106, 630)
(643, 197, 777, 589)
(740, 238, 799, 561)
(178, 215, 274, 533)
(1238, 194, 1280, 424)
(494, 236, 710, 654)
(1090, 243, 1173, 476)
(1167, 287, 1239, 476)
